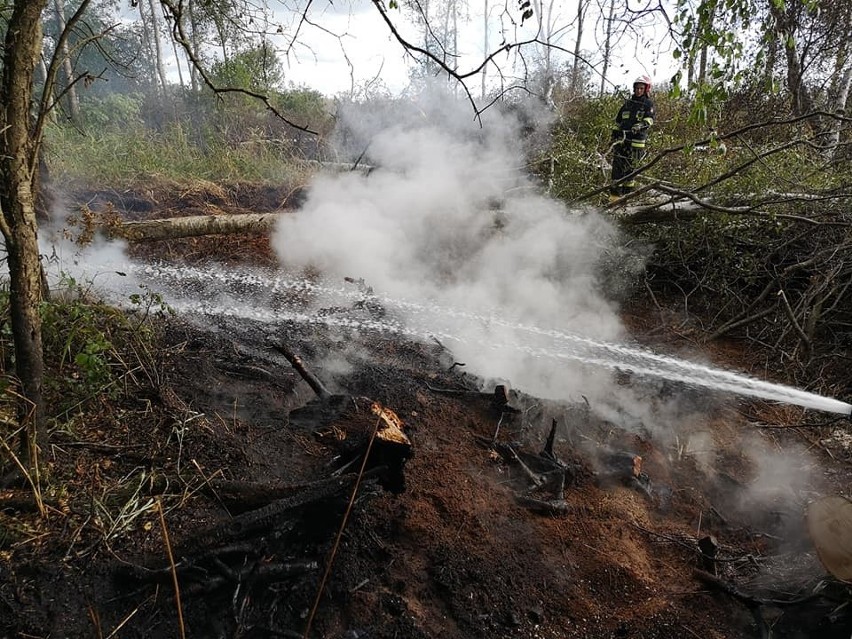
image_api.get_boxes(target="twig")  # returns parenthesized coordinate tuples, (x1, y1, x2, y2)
(302, 415, 383, 638)
(0, 421, 45, 518)
(87, 602, 103, 639)
(272, 343, 331, 400)
(491, 413, 505, 444)
(157, 498, 186, 639)
(104, 600, 144, 639)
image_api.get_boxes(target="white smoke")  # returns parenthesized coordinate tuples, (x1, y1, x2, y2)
(39, 230, 142, 305)
(272, 95, 641, 402)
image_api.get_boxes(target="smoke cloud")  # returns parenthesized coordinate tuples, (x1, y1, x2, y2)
(272, 94, 643, 403)
(38, 215, 142, 304)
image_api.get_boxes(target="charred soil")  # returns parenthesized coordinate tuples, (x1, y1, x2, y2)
(2, 185, 851, 639)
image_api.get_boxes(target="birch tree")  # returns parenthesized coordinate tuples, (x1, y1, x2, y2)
(52, 0, 81, 122)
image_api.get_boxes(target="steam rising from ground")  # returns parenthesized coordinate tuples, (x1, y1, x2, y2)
(273, 97, 640, 403)
(3, 92, 835, 557)
(40, 233, 142, 302)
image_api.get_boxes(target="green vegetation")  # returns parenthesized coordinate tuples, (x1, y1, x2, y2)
(36, 276, 167, 420)
(537, 82, 852, 380)
(45, 86, 332, 186)
(0, 273, 169, 515)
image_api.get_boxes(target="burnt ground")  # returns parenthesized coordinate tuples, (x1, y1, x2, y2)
(2, 184, 852, 639)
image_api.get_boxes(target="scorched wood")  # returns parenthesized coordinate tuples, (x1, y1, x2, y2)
(211, 470, 384, 512)
(272, 343, 413, 492)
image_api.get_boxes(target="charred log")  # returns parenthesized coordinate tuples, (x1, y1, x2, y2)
(320, 399, 413, 494)
(270, 346, 413, 492)
(176, 473, 365, 556)
(115, 475, 378, 599)
(426, 382, 520, 414)
(515, 495, 572, 516)
(693, 569, 772, 639)
(698, 535, 719, 574)
(542, 418, 558, 460)
(210, 470, 385, 513)
(480, 435, 587, 513)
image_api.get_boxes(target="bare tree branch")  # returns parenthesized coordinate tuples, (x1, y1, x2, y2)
(159, 0, 319, 135)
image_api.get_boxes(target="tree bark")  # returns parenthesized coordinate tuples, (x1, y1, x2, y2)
(825, 60, 852, 161)
(137, 0, 159, 97)
(599, 0, 615, 96)
(769, 1, 811, 115)
(106, 212, 283, 242)
(570, 0, 586, 97)
(148, 0, 170, 95)
(53, 0, 81, 124)
(481, 0, 488, 100)
(0, 0, 50, 464)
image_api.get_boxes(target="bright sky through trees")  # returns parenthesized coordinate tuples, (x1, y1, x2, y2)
(274, 1, 677, 96)
(136, 0, 678, 97)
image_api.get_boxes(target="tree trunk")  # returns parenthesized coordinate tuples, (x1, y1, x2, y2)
(0, 0, 49, 465)
(137, 0, 159, 97)
(824, 49, 852, 162)
(769, 2, 811, 115)
(148, 0, 170, 95)
(170, 32, 186, 90)
(697, 2, 716, 87)
(106, 212, 282, 242)
(188, 0, 201, 91)
(481, 0, 488, 100)
(570, 0, 586, 97)
(53, 0, 80, 124)
(599, 0, 615, 96)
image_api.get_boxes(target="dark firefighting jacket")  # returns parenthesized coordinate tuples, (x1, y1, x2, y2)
(614, 94, 656, 150)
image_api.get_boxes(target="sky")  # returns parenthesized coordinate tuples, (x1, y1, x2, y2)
(269, 1, 677, 96)
(143, 0, 678, 98)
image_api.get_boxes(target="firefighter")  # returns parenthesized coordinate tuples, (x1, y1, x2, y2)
(610, 75, 655, 201)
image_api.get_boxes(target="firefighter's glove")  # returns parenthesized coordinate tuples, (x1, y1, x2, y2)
(631, 123, 648, 133)
(610, 129, 621, 142)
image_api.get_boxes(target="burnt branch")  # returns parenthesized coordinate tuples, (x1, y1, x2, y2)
(175, 473, 363, 556)
(271, 343, 331, 400)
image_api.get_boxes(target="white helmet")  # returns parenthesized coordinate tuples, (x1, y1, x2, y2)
(633, 75, 652, 93)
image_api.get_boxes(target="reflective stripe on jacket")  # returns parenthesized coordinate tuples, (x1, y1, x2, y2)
(615, 94, 655, 143)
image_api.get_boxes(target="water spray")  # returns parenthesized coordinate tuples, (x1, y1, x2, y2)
(114, 261, 850, 417)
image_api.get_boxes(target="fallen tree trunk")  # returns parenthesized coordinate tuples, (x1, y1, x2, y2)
(106, 211, 283, 242)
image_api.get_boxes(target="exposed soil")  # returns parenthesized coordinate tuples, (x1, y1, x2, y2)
(2, 184, 851, 639)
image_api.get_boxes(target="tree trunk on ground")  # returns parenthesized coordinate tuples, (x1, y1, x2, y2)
(1, 0, 49, 465)
(105, 212, 283, 242)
